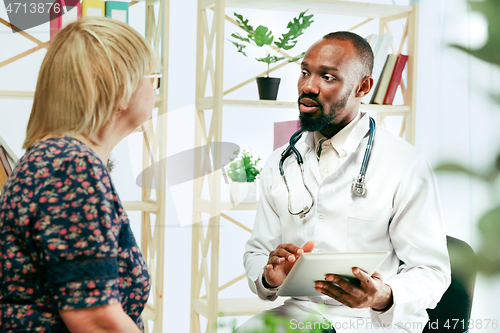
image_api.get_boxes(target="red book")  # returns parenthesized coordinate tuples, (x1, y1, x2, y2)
(383, 54, 408, 105)
(0, 146, 12, 176)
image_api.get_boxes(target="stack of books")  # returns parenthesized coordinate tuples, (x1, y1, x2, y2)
(363, 34, 408, 105)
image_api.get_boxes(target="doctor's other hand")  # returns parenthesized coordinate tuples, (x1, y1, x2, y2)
(263, 240, 315, 288)
(314, 268, 393, 311)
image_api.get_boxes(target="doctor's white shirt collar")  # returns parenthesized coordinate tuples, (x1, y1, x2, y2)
(313, 110, 362, 159)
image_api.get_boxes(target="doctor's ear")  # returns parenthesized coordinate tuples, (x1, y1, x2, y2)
(355, 76, 373, 98)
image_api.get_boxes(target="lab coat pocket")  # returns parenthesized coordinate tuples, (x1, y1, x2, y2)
(347, 205, 393, 251)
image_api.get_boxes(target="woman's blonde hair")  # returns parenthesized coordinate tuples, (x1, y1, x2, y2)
(23, 16, 158, 149)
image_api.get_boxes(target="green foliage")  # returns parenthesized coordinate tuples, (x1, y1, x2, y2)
(450, 0, 500, 67)
(434, 162, 494, 182)
(256, 54, 286, 64)
(229, 10, 314, 76)
(254, 26, 274, 47)
(275, 10, 315, 50)
(217, 312, 333, 333)
(438, 0, 500, 276)
(290, 52, 306, 63)
(234, 13, 254, 34)
(217, 318, 238, 331)
(230, 40, 247, 56)
(436, 154, 500, 275)
(226, 150, 262, 183)
(106, 153, 117, 173)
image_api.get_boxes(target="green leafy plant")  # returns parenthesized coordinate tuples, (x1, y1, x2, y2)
(436, 0, 500, 276)
(226, 150, 261, 183)
(229, 10, 314, 77)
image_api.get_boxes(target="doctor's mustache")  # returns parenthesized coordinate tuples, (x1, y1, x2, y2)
(298, 93, 324, 113)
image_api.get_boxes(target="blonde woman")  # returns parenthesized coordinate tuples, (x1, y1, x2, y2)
(0, 17, 160, 332)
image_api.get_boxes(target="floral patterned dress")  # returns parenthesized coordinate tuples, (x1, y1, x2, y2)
(0, 136, 150, 332)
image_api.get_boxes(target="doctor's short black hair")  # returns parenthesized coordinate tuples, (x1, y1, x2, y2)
(323, 31, 374, 78)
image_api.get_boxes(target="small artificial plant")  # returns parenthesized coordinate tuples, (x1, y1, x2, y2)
(226, 150, 261, 183)
(229, 10, 314, 77)
(106, 152, 117, 173)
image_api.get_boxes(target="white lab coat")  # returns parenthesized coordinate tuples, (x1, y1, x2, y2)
(243, 113, 451, 332)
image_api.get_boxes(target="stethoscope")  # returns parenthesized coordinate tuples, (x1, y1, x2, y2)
(278, 116, 376, 219)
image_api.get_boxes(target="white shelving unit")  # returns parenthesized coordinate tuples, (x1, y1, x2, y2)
(190, 1, 419, 332)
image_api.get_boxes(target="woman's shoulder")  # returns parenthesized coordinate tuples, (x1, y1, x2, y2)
(22, 136, 106, 175)
(11, 136, 110, 193)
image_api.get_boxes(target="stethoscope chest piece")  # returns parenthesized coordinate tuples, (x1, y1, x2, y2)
(298, 206, 311, 219)
(351, 174, 366, 196)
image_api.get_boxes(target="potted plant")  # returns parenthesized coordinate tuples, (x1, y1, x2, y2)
(229, 10, 314, 100)
(226, 150, 261, 203)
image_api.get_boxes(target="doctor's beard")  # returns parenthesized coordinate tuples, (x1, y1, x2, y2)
(298, 91, 350, 132)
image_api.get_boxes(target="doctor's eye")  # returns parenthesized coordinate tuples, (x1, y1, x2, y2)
(322, 74, 336, 82)
(300, 70, 309, 77)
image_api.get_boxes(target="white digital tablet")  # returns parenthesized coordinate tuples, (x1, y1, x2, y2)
(276, 251, 390, 297)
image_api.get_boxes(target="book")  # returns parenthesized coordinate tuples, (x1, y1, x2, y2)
(0, 146, 12, 176)
(362, 34, 379, 104)
(82, 0, 105, 17)
(105, 1, 129, 24)
(0, 157, 7, 190)
(383, 54, 409, 105)
(362, 34, 393, 104)
(274, 120, 300, 150)
(372, 54, 398, 105)
(0, 135, 18, 166)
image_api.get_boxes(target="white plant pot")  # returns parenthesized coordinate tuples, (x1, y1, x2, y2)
(230, 181, 257, 204)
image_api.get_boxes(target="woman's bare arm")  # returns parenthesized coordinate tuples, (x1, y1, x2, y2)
(59, 303, 142, 333)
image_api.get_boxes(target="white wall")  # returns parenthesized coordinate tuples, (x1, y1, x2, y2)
(1, 0, 500, 332)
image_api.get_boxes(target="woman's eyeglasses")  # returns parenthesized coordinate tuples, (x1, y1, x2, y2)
(144, 73, 162, 90)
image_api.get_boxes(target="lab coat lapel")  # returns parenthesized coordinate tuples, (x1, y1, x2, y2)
(333, 113, 371, 175)
(343, 112, 371, 154)
(302, 131, 323, 186)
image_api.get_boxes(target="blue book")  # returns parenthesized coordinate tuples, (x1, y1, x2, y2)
(105, 1, 129, 24)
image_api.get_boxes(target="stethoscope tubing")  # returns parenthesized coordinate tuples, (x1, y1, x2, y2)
(359, 117, 376, 177)
(279, 116, 376, 218)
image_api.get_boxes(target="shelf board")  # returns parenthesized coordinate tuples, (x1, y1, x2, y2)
(194, 297, 287, 318)
(194, 198, 257, 213)
(360, 103, 410, 113)
(224, 99, 297, 108)
(202, 0, 413, 19)
(0, 90, 34, 99)
(122, 200, 158, 212)
(0, 91, 164, 107)
(222, 99, 409, 113)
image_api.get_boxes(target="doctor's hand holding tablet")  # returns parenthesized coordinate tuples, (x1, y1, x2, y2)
(263, 240, 316, 288)
(264, 240, 394, 312)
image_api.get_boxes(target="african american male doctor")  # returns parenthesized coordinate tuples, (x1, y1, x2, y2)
(238, 31, 451, 333)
